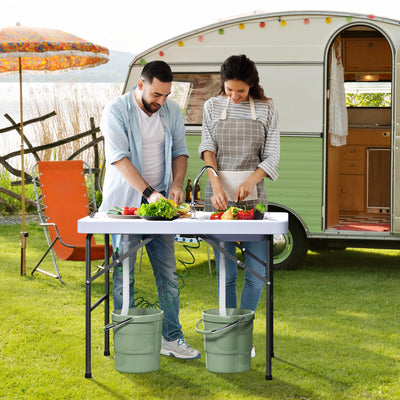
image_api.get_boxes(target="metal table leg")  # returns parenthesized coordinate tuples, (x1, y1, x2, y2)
(85, 233, 93, 379)
(199, 235, 273, 378)
(265, 234, 273, 380)
(84, 234, 156, 377)
(104, 234, 110, 356)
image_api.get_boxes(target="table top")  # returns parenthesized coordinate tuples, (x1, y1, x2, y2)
(78, 212, 288, 236)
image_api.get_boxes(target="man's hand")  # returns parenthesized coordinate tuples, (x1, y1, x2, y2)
(147, 191, 164, 203)
(169, 184, 185, 205)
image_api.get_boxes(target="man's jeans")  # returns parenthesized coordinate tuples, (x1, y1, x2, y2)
(112, 233, 182, 341)
(213, 239, 267, 312)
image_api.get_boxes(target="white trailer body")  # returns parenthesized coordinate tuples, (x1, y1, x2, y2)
(122, 11, 400, 269)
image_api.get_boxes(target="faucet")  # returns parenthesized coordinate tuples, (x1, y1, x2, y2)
(191, 165, 218, 218)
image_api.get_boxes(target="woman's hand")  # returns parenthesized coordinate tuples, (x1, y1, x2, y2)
(211, 188, 229, 210)
(235, 168, 267, 202)
(235, 181, 255, 203)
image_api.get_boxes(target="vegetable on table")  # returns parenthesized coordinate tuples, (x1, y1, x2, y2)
(177, 203, 190, 214)
(221, 206, 239, 220)
(137, 198, 178, 219)
(106, 206, 123, 215)
(210, 202, 265, 220)
(167, 199, 177, 208)
(210, 211, 223, 220)
(237, 208, 254, 220)
(254, 201, 266, 220)
(122, 207, 137, 215)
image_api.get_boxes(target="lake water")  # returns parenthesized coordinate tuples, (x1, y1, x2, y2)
(0, 82, 123, 170)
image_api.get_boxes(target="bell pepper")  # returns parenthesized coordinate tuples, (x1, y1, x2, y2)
(237, 209, 254, 220)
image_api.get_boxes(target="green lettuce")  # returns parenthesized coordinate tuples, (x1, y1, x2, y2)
(255, 201, 266, 213)
(137, 198, 177, 219)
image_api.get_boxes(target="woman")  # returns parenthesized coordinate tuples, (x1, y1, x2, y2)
(199, 54, 280, 313)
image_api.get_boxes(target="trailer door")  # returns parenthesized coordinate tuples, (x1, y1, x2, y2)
(393, 45, 400, 233)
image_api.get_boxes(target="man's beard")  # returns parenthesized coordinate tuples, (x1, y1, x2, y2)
(142, 95, 160, 114)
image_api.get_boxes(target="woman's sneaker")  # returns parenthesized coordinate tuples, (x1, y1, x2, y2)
(161, 336, 201, 359)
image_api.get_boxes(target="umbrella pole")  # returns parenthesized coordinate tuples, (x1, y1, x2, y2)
(19, 57, 27, 276)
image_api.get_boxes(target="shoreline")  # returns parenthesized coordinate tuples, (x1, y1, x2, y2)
(0, 214, 40, 225)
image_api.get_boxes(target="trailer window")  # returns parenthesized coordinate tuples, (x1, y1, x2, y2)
(345, 82, 391, 107)
(170, 73, 220, 125)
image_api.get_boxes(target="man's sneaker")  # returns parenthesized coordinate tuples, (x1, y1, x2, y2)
(160, 336, 201, 359)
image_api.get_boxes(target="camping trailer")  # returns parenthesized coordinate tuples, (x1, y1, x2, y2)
(122, 10, 400, 269)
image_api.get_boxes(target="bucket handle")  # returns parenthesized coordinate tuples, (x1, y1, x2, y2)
(195, 316, 245, 335)
(104, 316, 133, 331)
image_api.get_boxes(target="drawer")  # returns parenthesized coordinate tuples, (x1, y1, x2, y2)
(340, 159, 364, 174)
(340, 145, 365, 161)
(347, 129, 391, 146)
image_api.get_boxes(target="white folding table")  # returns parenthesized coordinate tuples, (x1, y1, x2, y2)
(78, 211, 288, 379)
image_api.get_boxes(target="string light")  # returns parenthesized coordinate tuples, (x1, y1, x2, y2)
(156, 13, 382, 57)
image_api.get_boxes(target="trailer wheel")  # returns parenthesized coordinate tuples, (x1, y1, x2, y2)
(269, 206, 308, 270)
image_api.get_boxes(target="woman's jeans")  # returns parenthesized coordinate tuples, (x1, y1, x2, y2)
(213, 238, 267, 312)
(112, 233, 182, 341)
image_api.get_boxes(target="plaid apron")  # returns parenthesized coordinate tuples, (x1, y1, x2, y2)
(204, 97, 268, 211)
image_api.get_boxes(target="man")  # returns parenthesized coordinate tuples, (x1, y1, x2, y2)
(100, 60, 200, 359)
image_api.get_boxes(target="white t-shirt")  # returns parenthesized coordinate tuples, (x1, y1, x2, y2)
(133, 95, 166, 192)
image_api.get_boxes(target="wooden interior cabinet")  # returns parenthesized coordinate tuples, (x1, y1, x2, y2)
(339, 145, 365, 212)
(338, 129, 390, 214)
(340, 175, 365, 211)
(344, 38, 391, 72)
(367, 148, 390, 210)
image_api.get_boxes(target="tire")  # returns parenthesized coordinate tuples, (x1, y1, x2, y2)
(269, 206, 309, 270)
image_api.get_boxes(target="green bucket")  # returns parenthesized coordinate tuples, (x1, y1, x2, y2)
(195, 308, 255, 373)
(107, 308, 164, 373)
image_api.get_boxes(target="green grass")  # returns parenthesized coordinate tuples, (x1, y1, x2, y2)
(1, 222, 400, 399)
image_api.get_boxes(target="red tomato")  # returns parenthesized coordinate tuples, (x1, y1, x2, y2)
(210, 212, 223, 220)
(122, 207, 137, 215)
(237, 209, 254, 220)
(130, 207, 138, 215)
(122, 207, 130, 215)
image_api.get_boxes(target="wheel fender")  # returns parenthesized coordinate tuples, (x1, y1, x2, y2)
(268, 202, 309, 235)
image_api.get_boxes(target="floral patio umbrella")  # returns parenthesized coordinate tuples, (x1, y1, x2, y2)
(0, 25, 109, 276)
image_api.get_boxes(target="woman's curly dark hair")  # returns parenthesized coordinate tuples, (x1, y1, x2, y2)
(218, 54, 268, 100)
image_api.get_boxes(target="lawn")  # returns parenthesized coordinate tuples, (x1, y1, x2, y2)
(1, 222, 399, 399)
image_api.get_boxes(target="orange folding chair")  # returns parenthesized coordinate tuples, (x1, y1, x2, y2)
(31, 160, 111, 283)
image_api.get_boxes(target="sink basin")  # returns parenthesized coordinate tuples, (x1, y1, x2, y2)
(192, 212, 265, 242)
(205, 233, 265, 241)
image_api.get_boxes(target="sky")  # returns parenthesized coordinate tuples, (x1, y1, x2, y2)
(2, 0, 400, 55)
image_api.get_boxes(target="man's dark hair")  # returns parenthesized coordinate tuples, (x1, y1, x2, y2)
(141, 60, 173, 83)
